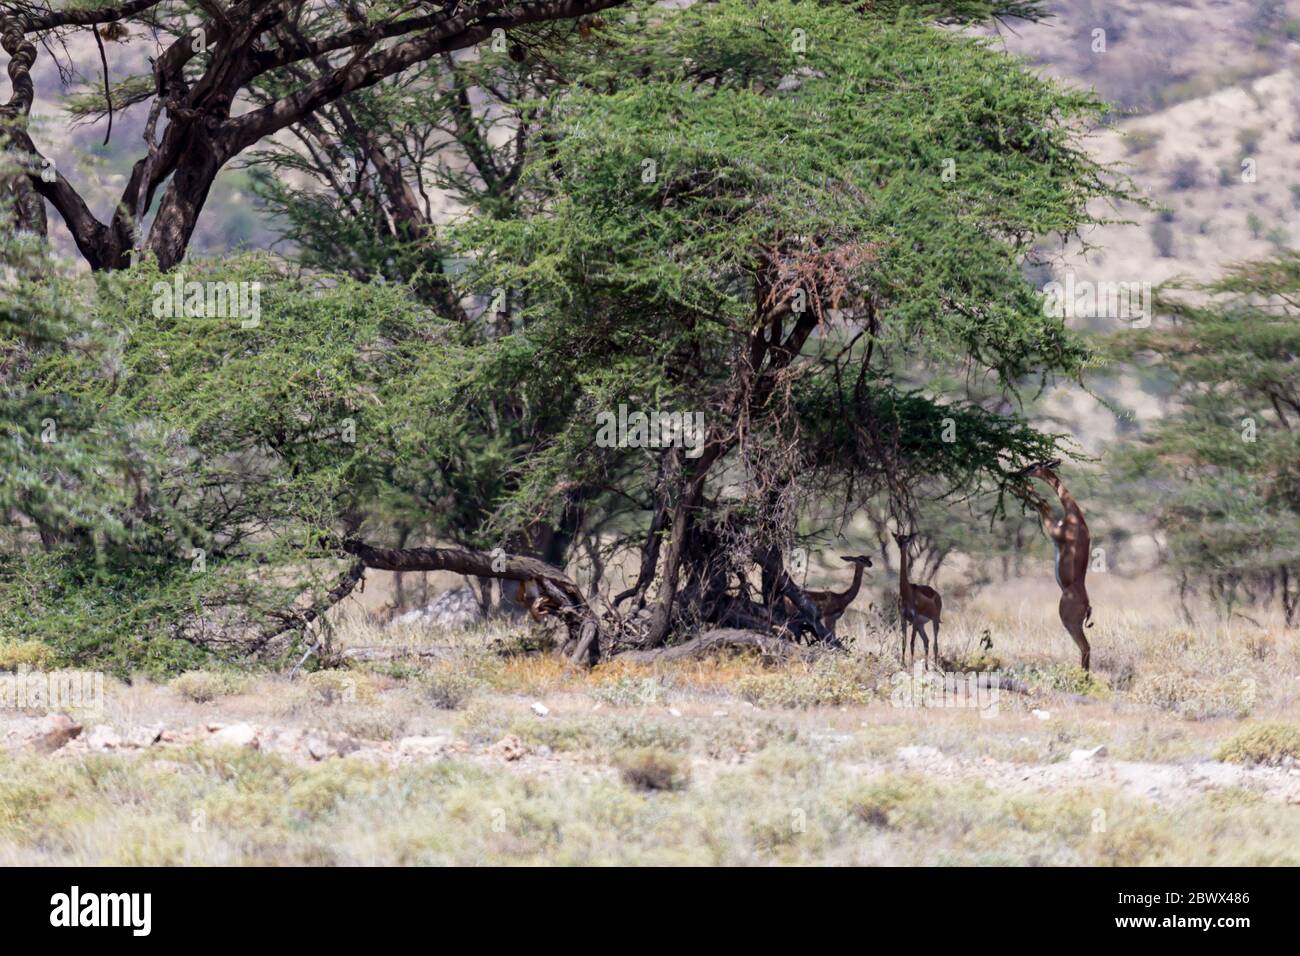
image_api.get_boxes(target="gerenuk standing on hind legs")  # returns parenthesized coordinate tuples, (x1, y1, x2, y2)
(1019, 459, 1094, 671)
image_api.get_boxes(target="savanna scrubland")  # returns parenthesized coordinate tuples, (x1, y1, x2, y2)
(1, 0, 1298, 865)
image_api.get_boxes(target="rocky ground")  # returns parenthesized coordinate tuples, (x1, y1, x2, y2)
(2, 594, 1298, 865)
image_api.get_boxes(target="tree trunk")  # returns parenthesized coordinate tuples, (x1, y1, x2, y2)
(145, 131, 227, 270)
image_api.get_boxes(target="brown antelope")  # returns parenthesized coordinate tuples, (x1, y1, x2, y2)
(1020, 459, 1093, 671)
(515, 579, 560, 622)
(783, 555, 873, 637)
(893, 532, 942, 666)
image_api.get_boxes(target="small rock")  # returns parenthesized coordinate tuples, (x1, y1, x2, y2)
(305, 732, 360, 761)
(712, 710, 728, 718)
(897, 745, 943, 762)
(668, 708, 682, 717)
(1032, 709, 1052, 721)
(1069, 744, 1107, 763)
(392, 586, 483, 630)
(489, 734, 527, 761)
(398, 735, 450, 758)
(207, 723, 259, 749)
(86, 724, 123, 751)
(531, 701, 550, 717)
(125, 724, 164, 748)
(30, 714, 83, 754)
(260, 728, 304, 755)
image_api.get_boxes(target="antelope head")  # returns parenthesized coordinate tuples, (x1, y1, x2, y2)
(1017, 458, 1062, 481)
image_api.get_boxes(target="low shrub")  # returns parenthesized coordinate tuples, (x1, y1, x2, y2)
(1215, 723, 1300, 766)
(616, 748, 691, 792)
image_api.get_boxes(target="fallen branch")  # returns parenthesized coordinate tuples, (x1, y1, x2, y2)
(250, 559, 366, 655)
(981, 672, 1094, 704)
(339, 644, 465, 663)
(340, 538, 583, 599)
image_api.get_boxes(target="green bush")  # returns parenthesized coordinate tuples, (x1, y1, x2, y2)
(171, 670, 250, 703)
(419, 668, 480, 710)
(737, 657, 878, 709)
(1216, 723, 1300, 766)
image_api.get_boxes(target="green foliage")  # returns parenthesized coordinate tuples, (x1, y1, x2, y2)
(0, 551, 209, 674)
(1116, 252, 1300, 621)
(0, 217, 140, 547)
(1216, 722, 1300, 766)
(452, 0, 1130, 530)
(35, 256, 450, 546)
(4, 253, 458, 670)
(3, 0, 1144, 667)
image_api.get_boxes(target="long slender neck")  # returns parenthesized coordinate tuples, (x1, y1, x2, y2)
(841, 563, 866, 603)
(1044, 473, 1080, 516)
(898, 547, 913, 601)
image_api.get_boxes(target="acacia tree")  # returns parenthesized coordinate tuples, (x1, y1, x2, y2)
(325, 0, 1132, 661)
(237, 3, 1057, 591)
(0, 0, 634, 270)
(5, 0, 1134, 671)
(1119, 253, 1300, 624)
(0, 0, 1051, 271)
(245, 40, 578, 595)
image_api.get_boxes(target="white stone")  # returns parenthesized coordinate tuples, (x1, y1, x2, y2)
(86, 724, 123, 750)
(1069, 745, 1107, 763)
(531, 701, 550, 717)
(306, 733, 360, 761)
(398, 735, 450, 757)
(207, 723, 258, 749)
(897, 745, 943, 762)
(1032, 709, 1052, 721)
(125, 724, 164, 748)
(392, 587, 483, 630)
(17, 714, 83, 754)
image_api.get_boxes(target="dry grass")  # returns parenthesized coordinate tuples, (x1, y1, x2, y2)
(1, 575, 1298, 865)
